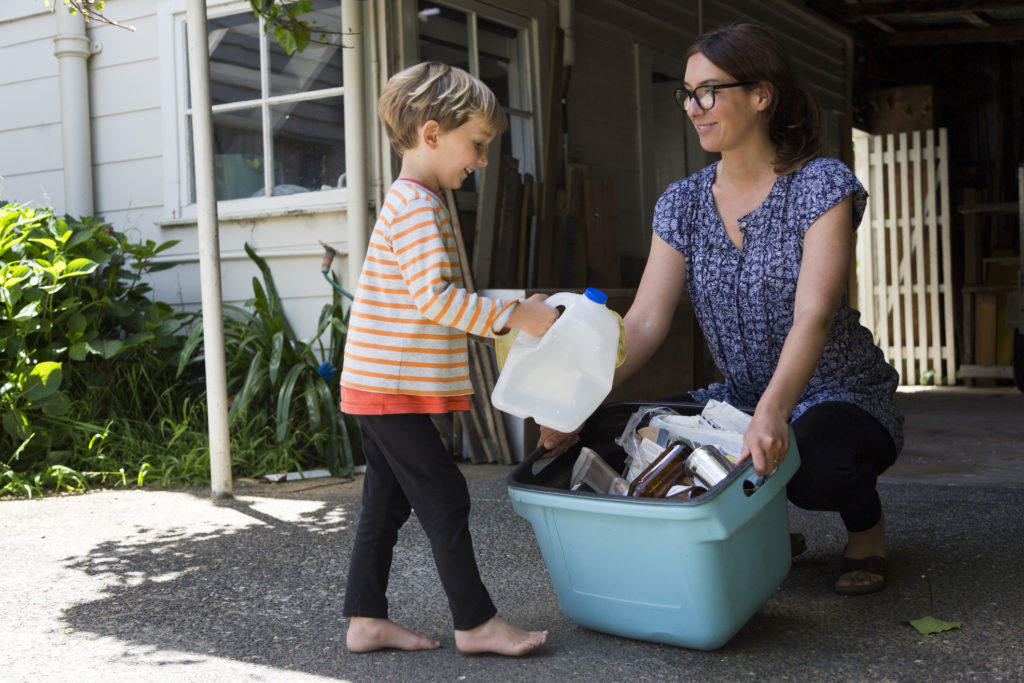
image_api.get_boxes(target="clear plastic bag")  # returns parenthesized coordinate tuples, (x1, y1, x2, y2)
(614, 406, 683, 482)
(616, 400, 753, 483)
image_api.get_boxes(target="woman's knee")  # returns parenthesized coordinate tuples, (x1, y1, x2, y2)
(785, 441, 870, 511)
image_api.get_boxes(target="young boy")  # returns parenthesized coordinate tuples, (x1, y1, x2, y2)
(339, 62, 556, 656)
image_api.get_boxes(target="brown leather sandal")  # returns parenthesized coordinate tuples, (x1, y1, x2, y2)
(835, 555, 887, 595)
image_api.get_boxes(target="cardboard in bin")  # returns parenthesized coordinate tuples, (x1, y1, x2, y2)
(506, 402, 799, 650)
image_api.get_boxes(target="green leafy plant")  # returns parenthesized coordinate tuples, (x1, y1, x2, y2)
(47, 1, 335, 55)
(178, 242, 358, 478)
(2, 203, 356, 497)
(1, 203, 188, 475)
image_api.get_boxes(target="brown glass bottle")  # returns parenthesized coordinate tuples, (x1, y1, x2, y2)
(628, 441, 694, 498)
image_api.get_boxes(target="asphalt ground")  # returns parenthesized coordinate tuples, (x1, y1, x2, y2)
(3, 386, 1023, 682)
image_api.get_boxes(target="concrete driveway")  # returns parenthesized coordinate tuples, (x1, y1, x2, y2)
(3, 386, 1022, 681)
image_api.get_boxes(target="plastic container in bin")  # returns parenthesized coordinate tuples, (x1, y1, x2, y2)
(507, 402, 799, 650)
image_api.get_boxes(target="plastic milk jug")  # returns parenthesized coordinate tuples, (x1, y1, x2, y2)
(491, 288, 619, 433)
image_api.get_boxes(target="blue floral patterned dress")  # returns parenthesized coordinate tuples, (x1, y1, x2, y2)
(653, 157, 904, 452)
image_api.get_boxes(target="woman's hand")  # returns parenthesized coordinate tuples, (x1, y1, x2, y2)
(738, 404, 790, 476)
(536, 425, 581, 459)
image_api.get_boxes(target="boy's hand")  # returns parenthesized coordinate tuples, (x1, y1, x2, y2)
(506, 294, 559, 337)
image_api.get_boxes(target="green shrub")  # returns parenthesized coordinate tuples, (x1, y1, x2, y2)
(1, 203, 191, 479)
(1, 202, 358, 497)
(178, 242, 358, 479)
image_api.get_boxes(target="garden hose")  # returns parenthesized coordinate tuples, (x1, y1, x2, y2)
(319, 240, 355, 300)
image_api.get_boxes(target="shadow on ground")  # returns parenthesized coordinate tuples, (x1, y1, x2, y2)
(55, 468, 1024, 680)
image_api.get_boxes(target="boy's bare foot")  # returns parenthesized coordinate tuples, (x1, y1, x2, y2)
(454, 616, 548, 656)
(346, 616, 441, 653)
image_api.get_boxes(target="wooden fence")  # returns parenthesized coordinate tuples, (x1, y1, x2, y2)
(853, 128, 957, 385)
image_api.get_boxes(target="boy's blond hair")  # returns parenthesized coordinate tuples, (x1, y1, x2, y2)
(378, 62, 507, 156)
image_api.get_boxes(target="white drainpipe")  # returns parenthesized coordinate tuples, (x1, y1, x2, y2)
(53, 8, 96, 217)
(186, 0, 233, 499)
(343, 0, 368, 294)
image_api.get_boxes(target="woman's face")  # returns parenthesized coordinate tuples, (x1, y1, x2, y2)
(682, 52, 767, 154)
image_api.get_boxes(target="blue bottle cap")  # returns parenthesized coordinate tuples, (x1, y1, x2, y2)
(584, 287, 608, 305)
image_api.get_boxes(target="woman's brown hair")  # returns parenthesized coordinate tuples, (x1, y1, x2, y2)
(686, 23, 820, 174)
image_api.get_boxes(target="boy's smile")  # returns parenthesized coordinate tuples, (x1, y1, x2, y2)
(435, 115, 495, 190)
(398, 114, 498, 194)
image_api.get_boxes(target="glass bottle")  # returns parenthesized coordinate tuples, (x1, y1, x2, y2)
(628, 441, 694, 498)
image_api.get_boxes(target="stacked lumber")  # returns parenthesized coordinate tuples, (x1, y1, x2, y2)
(446, 28, 625, 462)
(445, 188, 514, 465)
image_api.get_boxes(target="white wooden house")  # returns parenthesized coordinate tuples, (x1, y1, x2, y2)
(0, 0, 855, 343)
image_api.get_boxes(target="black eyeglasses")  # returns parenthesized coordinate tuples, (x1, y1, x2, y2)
(674, 81, 759, 112)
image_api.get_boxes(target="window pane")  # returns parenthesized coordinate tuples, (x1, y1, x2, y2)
(508, 113, 534, 175)
(207, 12, 262, 107)
(204, 108, 265, 201)
(477, 17, 517, 108)
(417, 1, 470, 70)
(271, 96, 345, 194)
(270, 0, 343, 96)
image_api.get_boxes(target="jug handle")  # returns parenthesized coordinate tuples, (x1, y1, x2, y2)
(542, 291, 577, 311)
(512, 291, 573, 343)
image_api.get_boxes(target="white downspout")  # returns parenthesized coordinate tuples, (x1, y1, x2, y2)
(559, 0, 575, 67)
(343, 0, 368, 293)
(53, 8, 96, 216)
(186, 0, 233, 499)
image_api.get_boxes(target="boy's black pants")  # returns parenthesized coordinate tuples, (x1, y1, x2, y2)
(343, 413, 497, 631)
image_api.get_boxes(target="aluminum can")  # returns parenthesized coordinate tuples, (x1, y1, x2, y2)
(684, 444, 735, 489)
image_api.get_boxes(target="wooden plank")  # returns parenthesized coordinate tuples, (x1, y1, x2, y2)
(958, 202, 1018, 215)
(937, 128, 957, 382)
(924, 130, 943, 378)
(467, 340, 507, 463)
(448, 187, 515, 464)
(560, 163, 588, 288)
(911, 131, 929, 383)
(536, 27, 565, 288)
(582, 177, 622, 288)
(959, 364, 1014, 379)
(961, 187, 980, 380)
(491, 156, 523, 288)
(472, 140, 503, 290)
(526, 214, 539, 288)
(897, 133, 916, 383)
(880, 24, 1024, 48)
(885, 133, 905, 380)
(517, 174, 534, 287)
(854, 131, 875, 338)
(473, 338, 514, 464)
(974, 290, 999, 386)
(445, 188, 499, 462)
(458, 411, 488, 464)
(447, 189, 476, 292)
(870, 135, 889, 360)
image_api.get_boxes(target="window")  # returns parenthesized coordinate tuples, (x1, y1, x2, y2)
(177, 0, 346, 209)
(414, 0, 537, 185)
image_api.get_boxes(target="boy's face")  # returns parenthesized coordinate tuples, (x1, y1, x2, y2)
(432, 115, 495, 190)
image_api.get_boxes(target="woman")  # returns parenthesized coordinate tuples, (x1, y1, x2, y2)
(542, 23, 903, 595)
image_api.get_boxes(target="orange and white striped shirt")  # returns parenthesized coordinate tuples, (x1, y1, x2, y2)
(339, 179, 515, 409)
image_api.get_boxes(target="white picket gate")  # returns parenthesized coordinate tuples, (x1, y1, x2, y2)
(853, 128, 957, 385)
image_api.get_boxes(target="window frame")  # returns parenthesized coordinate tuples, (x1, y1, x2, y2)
(158, 0, 349, 222)
(400, 0, 542, 179)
